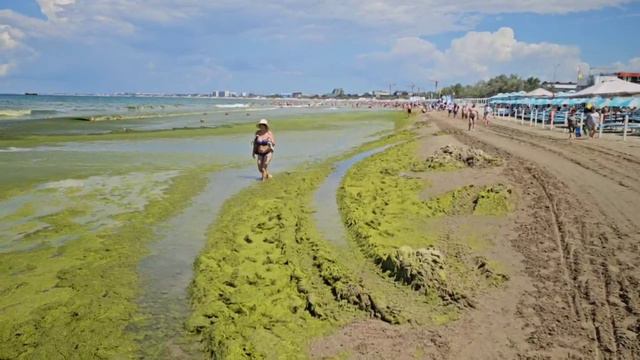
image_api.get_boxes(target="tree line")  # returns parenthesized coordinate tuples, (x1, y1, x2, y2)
(435, 74, 542, 98)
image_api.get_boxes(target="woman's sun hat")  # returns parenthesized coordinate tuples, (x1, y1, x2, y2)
(257, 118, 269, 128)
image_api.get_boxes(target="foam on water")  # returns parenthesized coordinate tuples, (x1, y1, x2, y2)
(0, 147, 34, 152)
(0, 109, 32, 118)
(0, 171, 180, 253)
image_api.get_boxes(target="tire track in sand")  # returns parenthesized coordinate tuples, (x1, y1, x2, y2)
(435, 116, 640, 359)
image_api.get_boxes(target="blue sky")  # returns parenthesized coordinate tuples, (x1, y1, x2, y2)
(0, 0, 639, 94)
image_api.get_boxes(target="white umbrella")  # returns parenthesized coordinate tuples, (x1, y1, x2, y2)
(526, 88, 554, 97)
(570, 78, 640, 97)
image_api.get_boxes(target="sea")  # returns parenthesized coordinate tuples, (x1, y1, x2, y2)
(0, 94, 344, 135)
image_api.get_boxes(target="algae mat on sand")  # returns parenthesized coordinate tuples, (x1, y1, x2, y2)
(339, 140, 511, 309)
(187, 117, 513, 358)
(188, 127, 415, 358)
(0, 168, 211, 358)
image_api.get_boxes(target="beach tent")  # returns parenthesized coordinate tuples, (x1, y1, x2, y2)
(489, 93, 508, 99)
(527, 88, 554, 97)
(570, 78, 640, 97)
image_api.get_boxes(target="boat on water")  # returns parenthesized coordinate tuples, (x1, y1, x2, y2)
(24, 92, 38, 96)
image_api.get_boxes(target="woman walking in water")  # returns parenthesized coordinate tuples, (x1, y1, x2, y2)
(252, 119, 276, 181)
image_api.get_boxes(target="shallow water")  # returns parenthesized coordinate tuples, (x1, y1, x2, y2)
(314, 146, 392, 247)
(0, 111, 394, 356)
(129, 123, 394, 354)
(0, 171, 179, 253)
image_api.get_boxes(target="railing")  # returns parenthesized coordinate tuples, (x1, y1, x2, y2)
(492, 106, 639, 140)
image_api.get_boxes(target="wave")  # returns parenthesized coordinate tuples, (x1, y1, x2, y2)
(0, 109, 32, 117)
(0, 147, 33, 153)
(215, 104, 249, 108)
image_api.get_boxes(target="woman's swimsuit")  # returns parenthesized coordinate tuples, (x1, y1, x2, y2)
(254, 134, 274, 155)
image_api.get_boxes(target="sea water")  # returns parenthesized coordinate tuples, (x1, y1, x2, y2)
(0, 94, 352, 135)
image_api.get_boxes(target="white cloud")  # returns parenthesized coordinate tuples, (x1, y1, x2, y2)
(36, 0, 76, 22)
(0, 0, 633, 85)
(0, 25, 23, 50)
(1, 0, 633, 41)
(0, 62, 13, 76)
(0, 25, 28, 77)
(360, 27, 583, 84)
(612, 57, 640, 71)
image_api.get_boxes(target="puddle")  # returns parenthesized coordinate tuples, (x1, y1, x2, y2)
(314, 145, 392, 247)
(136, 167, 256, 355)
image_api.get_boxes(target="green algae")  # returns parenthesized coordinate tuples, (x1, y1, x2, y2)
(411, 144, 502, 172)
(188, 121, 412, 359)
(188, 167, 358, 359)
(0, 167, 214, 359)
(0, 111, 396, 148)
(423, 184, 514, 217)
(338, 139, 511, 310)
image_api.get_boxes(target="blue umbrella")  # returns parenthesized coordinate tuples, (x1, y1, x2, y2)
(609, 97, 628, 107)
(619, 97, 640, 108)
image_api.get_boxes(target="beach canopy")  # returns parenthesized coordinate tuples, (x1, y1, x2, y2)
(526, 88, 554, 97)
(570, 78, 640, 97)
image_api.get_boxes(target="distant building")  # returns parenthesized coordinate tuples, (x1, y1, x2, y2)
(541, 81, 578, 92)
(214, 90, 231, 97)
(330, 88, 345, 97)
(615, 72, 640, 84)
(292, 92, 303, 98)
(583, 67, 640, 88)
(372, 90, 390, 97)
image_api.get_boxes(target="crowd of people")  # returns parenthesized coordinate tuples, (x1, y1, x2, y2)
(496, 103, 607, 139)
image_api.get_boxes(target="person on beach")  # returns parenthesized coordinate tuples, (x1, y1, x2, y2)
(567, 108, 577, 139)
(252, 119, 276, 181)
(468, 104, 478, 131)
(483, 104, 492, 126)
(584, 105, 599, 139)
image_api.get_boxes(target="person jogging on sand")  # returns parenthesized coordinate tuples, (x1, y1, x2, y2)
(252, 119, 275, 181)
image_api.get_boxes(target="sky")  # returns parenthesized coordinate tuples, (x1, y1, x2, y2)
(0, 0, 639, 94)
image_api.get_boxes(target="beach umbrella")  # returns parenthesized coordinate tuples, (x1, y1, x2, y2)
(526, 88, 554, 97)
(625, 97, 640, 108)
(617, 97, 640, 108)
(570, 78, 640, 97)
(609, 97, 629, 107)
(589, 97, 606, 107)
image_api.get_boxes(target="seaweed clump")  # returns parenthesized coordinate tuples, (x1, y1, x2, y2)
(340, 141, 511, 310)
(412, 144, 502, 171)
